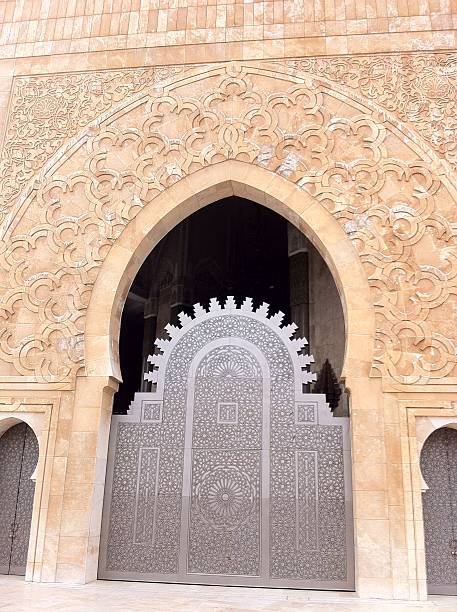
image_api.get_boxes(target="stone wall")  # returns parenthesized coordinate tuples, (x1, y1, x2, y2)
(1, 59, 457, 386)
(0, 0, 456, 59)
(1, 3, 457, 601)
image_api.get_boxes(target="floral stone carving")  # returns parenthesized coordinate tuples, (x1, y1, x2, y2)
(0, 65, 186, 211)
(287, 52, 457, 169)
(0, 60, 457, 386)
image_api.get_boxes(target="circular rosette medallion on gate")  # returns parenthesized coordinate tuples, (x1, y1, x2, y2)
(195, 464, 258, 532)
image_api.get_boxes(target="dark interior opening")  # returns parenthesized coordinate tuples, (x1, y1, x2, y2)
(113, 196, 345, 415)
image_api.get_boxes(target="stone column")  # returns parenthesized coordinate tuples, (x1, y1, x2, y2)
(287, 223, 310, 341)
(349, 376, 399, 599)
(54, 376, 117, 583)
(141, 296, 157, 392)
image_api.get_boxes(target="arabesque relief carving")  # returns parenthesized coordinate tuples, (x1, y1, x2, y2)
(0, 65, 186, 210)
(1, 59, 457, 385)
(287, 52, 457, 170)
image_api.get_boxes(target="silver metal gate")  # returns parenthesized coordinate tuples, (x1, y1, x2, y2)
(421, 427, 457, 595)
(0, 422, 39, 576)
(99, 298, 354, 589)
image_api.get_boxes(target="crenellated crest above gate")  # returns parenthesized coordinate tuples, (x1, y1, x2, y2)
(143, 296, 316, 391)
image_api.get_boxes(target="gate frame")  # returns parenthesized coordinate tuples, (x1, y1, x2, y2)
(98, 306, 355, 589)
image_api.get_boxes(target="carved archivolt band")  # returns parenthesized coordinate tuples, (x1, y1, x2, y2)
(1, 60, 457, 385)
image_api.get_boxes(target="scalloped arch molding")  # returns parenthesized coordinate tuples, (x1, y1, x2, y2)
(1, 59, 457, 388)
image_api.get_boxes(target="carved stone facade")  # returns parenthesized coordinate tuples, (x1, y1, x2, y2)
(1, 58, 457, 388)
(1, 10, 457, 602)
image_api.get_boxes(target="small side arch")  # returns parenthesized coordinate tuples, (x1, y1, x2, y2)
(0, 415, 41, 458)
(417, 417, 457, 478)
(419, 424, 457, 596)
(0, 416, 40, 577)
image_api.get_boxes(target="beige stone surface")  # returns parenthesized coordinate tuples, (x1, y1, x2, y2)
(0, 3, 457, 601)
(1, 576, 457, 612)
(3, 61, 457, 388)
(0, 0, 456, 62)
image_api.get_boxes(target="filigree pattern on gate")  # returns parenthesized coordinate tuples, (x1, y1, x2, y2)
(1, 60, 457, 384)
(101, 297, 351, 586)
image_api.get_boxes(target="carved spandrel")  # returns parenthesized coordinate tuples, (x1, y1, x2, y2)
(1, 62, 457, 385)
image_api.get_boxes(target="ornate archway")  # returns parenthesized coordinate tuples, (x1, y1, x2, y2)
(85, 162, 369, 593)
(1, 60, 457, 599)
(85, 161, 374, 387)
(1, 62, 456, 389)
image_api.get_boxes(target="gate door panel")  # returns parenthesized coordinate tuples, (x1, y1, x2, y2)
(0, 423, 39, 576)
(185, 345, 263, 577)
(99, 298, 354, 589)
(421, 427, 457, 595)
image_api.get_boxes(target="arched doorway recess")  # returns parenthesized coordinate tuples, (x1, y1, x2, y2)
(0, 422, 39, 576)
(98, 194, 353, 589)
(421, 426, 457, 596)
(111, 195, 346, 416)
(81, 163, 379, 594)
(0, 59, 456, 600)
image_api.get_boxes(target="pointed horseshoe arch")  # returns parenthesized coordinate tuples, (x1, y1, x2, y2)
(0, 419, 39, 576)
(85, 161, 375, 390)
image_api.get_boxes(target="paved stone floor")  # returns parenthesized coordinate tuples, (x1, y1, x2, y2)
(0, 576, 456, 611)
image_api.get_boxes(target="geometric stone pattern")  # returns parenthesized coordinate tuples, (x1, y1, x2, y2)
(0, 423, 39, 576)
(1, 59, 457, 385)
(0, 65, 186, 205)
(4, 53, 457, 213)
(420, 427, 457, 596)
(99, 297, 353, 589)
(287, 53, 457, 170)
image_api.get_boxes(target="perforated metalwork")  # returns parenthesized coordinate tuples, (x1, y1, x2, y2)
(0, 423, 39, 576)
(99, 298, 354, 589)
(421, 427, 457, 596)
